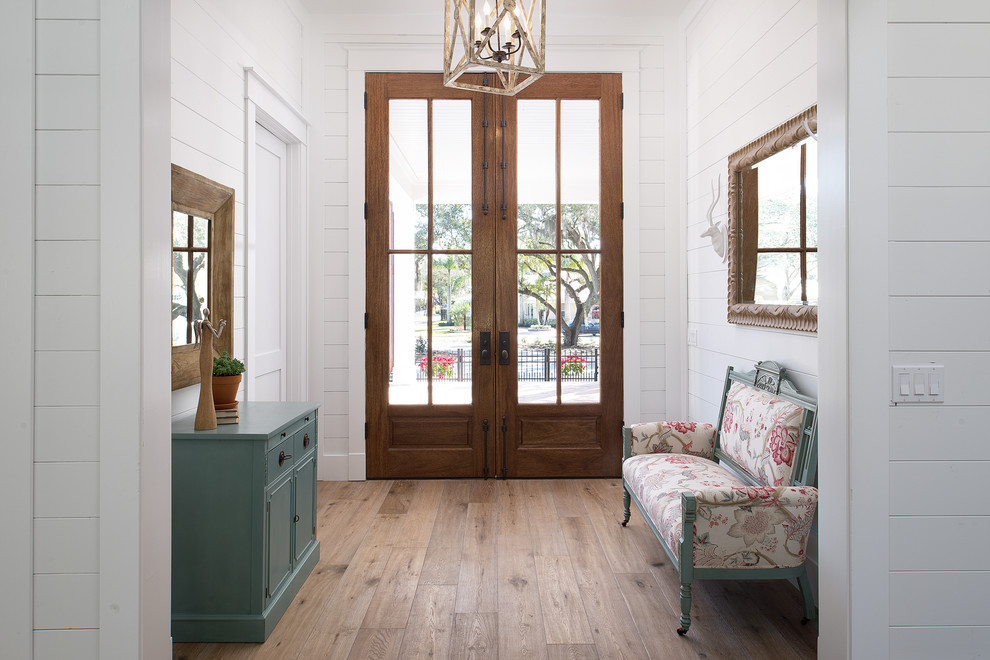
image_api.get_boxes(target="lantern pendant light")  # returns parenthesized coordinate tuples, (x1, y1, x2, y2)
(443, 0, 546, 96)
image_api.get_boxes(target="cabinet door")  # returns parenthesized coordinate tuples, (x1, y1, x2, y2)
(293, 453, 317, 563)
(266, 474, 293, 601)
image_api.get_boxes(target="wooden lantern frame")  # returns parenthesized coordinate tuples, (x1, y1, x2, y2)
(443, 0, 546, 96)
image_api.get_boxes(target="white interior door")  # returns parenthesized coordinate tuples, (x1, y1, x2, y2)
(252, 124, 288, 400)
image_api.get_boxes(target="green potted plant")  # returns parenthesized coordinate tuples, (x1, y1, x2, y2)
(212, 351, 245, 408)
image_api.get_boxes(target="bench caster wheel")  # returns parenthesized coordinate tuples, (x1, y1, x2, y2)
(676, 628, 688, 636)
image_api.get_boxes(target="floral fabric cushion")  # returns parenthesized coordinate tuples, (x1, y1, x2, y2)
(719, 382, 805, 487)
(623, 453, 818, 569)
(628, 421, 715, 459)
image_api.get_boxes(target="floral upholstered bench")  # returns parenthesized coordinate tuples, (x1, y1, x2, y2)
(621, 360, 818, 635)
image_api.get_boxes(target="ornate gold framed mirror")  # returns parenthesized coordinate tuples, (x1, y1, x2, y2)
(727, 105, 817, 332)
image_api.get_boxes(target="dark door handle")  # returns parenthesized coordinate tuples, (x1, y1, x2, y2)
(498, 331, 510, 365)
(480, 331, 492, 365)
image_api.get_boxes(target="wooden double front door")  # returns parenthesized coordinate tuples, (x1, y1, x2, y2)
(366, 72, 622, 478)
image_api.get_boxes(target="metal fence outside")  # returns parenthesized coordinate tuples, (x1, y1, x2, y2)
(414, 348, 599, 382)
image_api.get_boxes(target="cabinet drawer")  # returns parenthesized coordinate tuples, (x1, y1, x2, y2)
(267, 416, 307, 452)
(294, 420, 317, 458)
(267, 437, 294, 483)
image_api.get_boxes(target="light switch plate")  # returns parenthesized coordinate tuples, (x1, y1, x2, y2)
(891, 365, 944, 404)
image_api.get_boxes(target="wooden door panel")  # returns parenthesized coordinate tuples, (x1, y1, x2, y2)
(367, 73, 622, 479)
(366, 73, 495, 479)
(390, 417, 471, 447)
(516, 416, 600, 448)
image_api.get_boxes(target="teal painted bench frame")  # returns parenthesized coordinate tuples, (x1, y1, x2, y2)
(621, 360, 818, 635)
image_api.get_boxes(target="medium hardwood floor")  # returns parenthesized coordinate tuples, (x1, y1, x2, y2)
(173, 479, 817, 660)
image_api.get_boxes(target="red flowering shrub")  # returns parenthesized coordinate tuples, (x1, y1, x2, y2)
(418, 354, 456, 379)
(560, 355, 586, 376)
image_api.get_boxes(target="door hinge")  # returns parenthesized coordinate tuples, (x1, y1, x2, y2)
(621, 312, 625, 328)
(364, 202, 368, 219)
(621, 92, 624, 110)
(620, 202, 624, 219)
(364, 91, 367, 110)
(365, 422, 369, 439)
(364, 312, 369, 329)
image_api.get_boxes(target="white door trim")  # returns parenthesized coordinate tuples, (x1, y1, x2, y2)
(339, 41, 648, 481)
(0, 2, 34, 656)
(245, 67, 311, 402)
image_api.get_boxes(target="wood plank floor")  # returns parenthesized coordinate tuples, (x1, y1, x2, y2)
(173, 479, 818, 660)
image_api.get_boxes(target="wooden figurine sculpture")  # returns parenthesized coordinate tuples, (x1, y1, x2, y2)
(194, 308, 228, 430)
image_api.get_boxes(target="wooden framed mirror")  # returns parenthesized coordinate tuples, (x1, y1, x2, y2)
(171, 164, 235, 389)
(727, 105, 817, 332)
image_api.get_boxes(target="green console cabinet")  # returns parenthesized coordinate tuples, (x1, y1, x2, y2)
(171, 401, 321, 642)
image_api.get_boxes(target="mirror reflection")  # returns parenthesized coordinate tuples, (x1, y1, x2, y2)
(746, 137, 818, 305)
(171, 211, 211, 345)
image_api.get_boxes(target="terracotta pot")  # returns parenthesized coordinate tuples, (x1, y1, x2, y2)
(212, 374, 242, 407)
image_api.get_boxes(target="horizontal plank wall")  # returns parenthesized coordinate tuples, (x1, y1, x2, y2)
(680, 0, 819, 589)
(312, 11, 673, 479)
(0, 1, 35, 658)
(170, 0, 308, 417)
(682, 0, 819, 421)
(886, 2, 990, 655)
(33, 4, 102, 658)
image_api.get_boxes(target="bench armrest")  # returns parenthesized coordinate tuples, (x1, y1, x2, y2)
(683, 486, 817, 569)
(623, 422, 716, 460)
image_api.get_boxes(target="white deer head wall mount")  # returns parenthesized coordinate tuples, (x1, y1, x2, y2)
(700, 173, 727, 263)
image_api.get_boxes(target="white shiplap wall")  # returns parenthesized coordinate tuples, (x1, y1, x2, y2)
(680, 0, 819, 591)
(170, 0, 307, 416)
(683, 0, 818, 425)
(886, 3, 990, 654)
(316, 25, 671, 479)
(33, 3, 102, 657)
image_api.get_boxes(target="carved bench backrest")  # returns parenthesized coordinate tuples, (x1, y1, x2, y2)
(712, 361, 818, 488)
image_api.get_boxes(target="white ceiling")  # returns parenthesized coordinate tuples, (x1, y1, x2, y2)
(302, 0, 689, 17)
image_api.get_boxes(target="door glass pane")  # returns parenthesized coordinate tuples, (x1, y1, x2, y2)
(172, 211, 188, 246)
(754, 252, 802, 305)
(517, 100, 557, 249)
(193, 251, 209, 321)
(192, 215, 209, 248)
(756, 144, 801, 249)
(389, 254, 428, 404)
(805, 139, 818, 248)
(560, 254, 600, 403)
(171, 252, 189, 345)
(561, 101, 600, 250)
(432, 100, 472, 250)
(432, 254, 472, 404)
(518, 254, 557, 403)
(389, 99, 429, 250)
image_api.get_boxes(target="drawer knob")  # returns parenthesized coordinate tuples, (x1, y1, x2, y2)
(303, 433, 310, 448)
(279, 450, 292, 467)
(294, 514, 300, 523)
